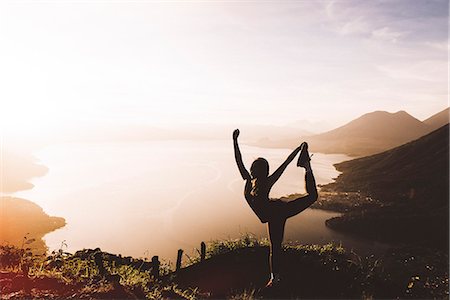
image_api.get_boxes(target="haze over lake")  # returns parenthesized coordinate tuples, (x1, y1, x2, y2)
(15, 140, 384, 261)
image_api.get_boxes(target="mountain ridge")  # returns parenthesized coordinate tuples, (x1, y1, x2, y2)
(299, 110, 432, 156)
(423, 107, 449, 131)
(255, 108, 449, 157)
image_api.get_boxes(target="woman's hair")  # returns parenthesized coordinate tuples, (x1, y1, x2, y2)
(250, 157, 269, 179)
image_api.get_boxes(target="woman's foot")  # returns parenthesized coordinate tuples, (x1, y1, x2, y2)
(297, 142, 311, 168)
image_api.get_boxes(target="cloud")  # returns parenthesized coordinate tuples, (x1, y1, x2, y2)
(324, 0, 336, 18)
(371, 27, 408, 43)
(425, 41, 448, 51)
(376, 60, 447, 82)
(337, 16, 370, 36)
(324, 1, 446, 45)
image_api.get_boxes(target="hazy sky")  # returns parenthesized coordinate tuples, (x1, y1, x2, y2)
(0, 0, 448, 137)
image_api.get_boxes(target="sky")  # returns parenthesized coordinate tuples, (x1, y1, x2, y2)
(0, 0, 448, 137)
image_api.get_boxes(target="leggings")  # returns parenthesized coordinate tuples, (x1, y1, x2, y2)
(267, 170, 318, 276)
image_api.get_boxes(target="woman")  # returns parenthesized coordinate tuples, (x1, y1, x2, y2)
(232, 129, 318, 287)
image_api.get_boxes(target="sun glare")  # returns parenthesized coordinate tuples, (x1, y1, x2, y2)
(0, 100, 63, 138)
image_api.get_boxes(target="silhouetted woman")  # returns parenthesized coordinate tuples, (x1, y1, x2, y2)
(232, 129, 318, 287)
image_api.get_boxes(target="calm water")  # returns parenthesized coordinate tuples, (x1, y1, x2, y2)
(16, 140, 388, 261)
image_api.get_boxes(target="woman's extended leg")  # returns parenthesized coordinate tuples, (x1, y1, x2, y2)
(267, 217, 286, 284)
(284, 163, 318, 219)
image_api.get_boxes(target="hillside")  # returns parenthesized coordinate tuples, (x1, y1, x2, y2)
(0, 197, 66, 254)
(324, 124, 449, 205)
(423, 107, 449, 131)
(320, 124, 449, 249)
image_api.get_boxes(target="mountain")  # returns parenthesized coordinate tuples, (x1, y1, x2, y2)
(305, 110, 434, 156)
(423, 107, 449, 131)
(257, 110, 441, 156)
(254, 108, 449, 156)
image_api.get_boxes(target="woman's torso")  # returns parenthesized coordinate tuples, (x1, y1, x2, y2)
(244, 178, 275, 223)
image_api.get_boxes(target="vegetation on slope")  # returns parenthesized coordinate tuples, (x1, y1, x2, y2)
(324, 124, 449, 205)
(0, 243, 197, 299)
(0, 197, 66, 254)
(1, 235, 448, 299)
(317, 124, 449, 250)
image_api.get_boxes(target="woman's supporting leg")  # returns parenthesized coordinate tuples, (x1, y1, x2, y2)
(267, 218, 286, 279)
(284, 164, 318, 219)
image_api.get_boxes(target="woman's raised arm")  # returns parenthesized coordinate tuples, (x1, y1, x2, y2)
(233, 129, 251, 180)
(269, 145, 302, 185)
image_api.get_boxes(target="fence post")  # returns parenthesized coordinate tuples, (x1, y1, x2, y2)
(93, 252, 107, 276)
(176, 249, 183, 271)
(151, 256, 160, 278)
(200, 242, 206, 262)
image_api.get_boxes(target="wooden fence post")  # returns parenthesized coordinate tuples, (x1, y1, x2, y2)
(151, 256, 160, 278)
(200, 242, 206, 262)
(93, 252, 107, 276)
(176, 249, 183, 271)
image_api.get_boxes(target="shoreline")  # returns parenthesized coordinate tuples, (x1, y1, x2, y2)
(0, 196, 66, 254)
(1, 149, 66, 254)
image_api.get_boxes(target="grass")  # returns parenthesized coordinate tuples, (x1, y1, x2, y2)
(1, 234, 448, 299)
(174, 235, 448, 299)
(205, 234, 270, 259)
(0, 242, 199, 299)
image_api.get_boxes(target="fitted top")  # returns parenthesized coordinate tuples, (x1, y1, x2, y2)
(244, 177, 275, 223)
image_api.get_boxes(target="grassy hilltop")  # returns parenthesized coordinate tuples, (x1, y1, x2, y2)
(0, 235, 448, 299)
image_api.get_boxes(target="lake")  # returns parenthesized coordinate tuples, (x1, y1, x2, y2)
(15, 140, 388, 262)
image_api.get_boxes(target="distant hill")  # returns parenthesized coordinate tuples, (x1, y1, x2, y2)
(305, 110, 433, 156)
(241, 124, 313, 145)
(1, 151, 48, 193)
(257, 109, 449, 156)
(423, 107, 449, 131)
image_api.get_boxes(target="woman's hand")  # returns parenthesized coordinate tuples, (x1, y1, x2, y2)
(233, 129, 240, 140)
(295, 142, 306, 152)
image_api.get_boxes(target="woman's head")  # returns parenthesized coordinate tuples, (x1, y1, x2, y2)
(250, 157, 269, 179)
